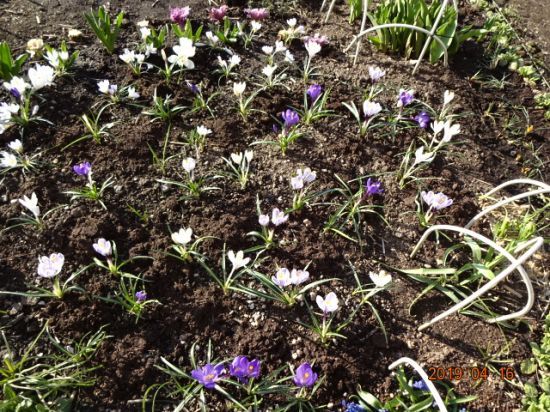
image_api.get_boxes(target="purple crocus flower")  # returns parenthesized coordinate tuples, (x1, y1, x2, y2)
(135, 291, 147, 302)
(209, 5, 228, 22)
(397, 89, 414, 107)
(412, 379, 429, 391)
(191, 363, 224, 389)
(293, 362, 318, 387)
(229, 356, 261, 381)
(170, 6, 190, 26)
(244, 7, 269, 21)
(186, 81, 200, 95)
(281, 109, 299, 130)
(73, 161, 91, 176)
(364, 178, 383, 196)
(307, 84, 323, 102)
(414, 111, 431, 129)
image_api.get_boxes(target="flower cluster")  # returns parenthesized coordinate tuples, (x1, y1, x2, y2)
(272, 267, 310, 287)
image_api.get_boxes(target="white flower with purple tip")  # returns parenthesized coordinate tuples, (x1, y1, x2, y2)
(37, 253, 65, 278)
(422, 191, 453, 210)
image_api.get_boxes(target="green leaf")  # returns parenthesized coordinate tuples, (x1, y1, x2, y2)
(521, 358, 537, 375)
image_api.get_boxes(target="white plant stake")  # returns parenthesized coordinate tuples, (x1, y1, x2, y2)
(342, 0, 458, 73)
(388, 357, 448, 412)
(410, 225, 542, 331)
(465, 179, 550, 230)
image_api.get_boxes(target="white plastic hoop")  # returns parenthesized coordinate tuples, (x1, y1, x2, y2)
(388, 357, 448, 411)
(465, 179, 550, 229)
(410, 225, 542, 331)
(344, 23, 450, 69)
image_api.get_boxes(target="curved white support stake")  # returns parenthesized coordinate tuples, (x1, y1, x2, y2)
(410, 225, 541, 331)
(388, 357, 448, 412)
(323, 0, 337, 23)
(344, 24, 449, 68)
(482, 178, 550, 198)
(352, 0, 370, 65)
(412, 0, 452, 75)
(465, 188, 550, 230)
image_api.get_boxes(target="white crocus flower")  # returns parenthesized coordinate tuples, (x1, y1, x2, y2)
(93, 238, 113, 257)
(197, 126, 212, 136)
(244, 150, 253, 162)
(262, 46, 274, 55)
(275, 41, 286, 53)
(228, 250, 250, 271)
(171, 228, 193, 245)
(137, 20, 149, 27)
(8, 139, 23, 153)
(37, 253, 65, 278)
(297, 167, 316, 183)
(18, 192, 40, 218)
(119, 48, 137, 64)
(127, 86, 140, 100)
(290, 269, 309, 285)
(45, 50, 62, 68)
(205, 31, 220, 46)
(369, 270, 392, 288)
(28, 64, 55, 90)
(97, 80, 117, 96)
(316, 292, 338, 313)
(144, 43, 157, 56)
(168, 38, 196, 69)
(231, 152, 243, 164)
(229, 55, 241, 68)
(233, 81, 246, 96)
(262, 65, 277, 78)
(259, 214, 270, 226)
(251, 21, 262, 32)
(413, 146, 435, 166)
(432, 120, 445, 135)
(287, 18, 297, 27)
(182, 157, 196, 172)
(442, 121, 460, 142)
(291, 176, 304, 190)
(139, 27, 151, 40)
(271, 208, 288, 226)
(272, 267, 292, 287)
(305, 41, 321, 58)
(0, 151, 17, 168)
(0, 102, 20, 118)
(363, 100, 382, 117)
(444, 90, 455, 105)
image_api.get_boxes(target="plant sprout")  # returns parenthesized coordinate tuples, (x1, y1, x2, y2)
(64, 162, 114, 210)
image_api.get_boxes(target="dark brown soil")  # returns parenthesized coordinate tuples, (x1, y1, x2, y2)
(0, 1, 548, 411)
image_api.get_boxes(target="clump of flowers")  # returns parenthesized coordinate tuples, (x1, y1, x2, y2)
(417, 190, 453, 227)
(221, 150, 253, 189)
(290, 167, 317, 210)
(169, 226, 211, 262)
(229, 355, 261, 383)
(344, 98, 383, 137)
(278, 18, 306, 45)
(248, 199, 288, 250)
(216, 54, 241, 79)
(158, 157, 219, 199)
(0, 139, 39, 173)
(265, 108, 302, 155)
(64, 162, 114, 210)
(44, 41, 79, 75)
(119, 48, 146, 75)
(302, 39, 323, 82)
(297, 83, 332, 125)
